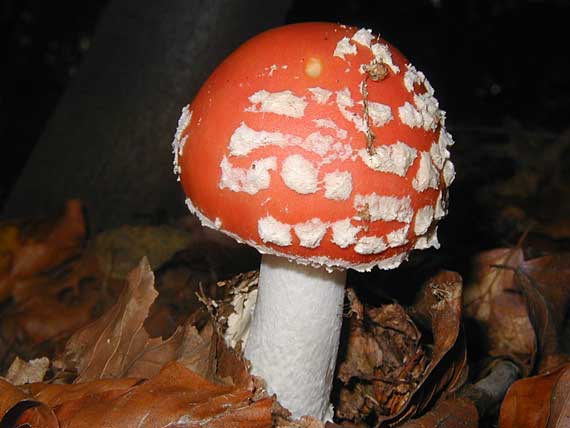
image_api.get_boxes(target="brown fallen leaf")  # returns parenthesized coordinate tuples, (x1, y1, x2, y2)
(60, 256, 253, 390)
(0, 378, 58, 428)
(516, 253, 570, 372)
(336, 271, 468, 426)
(403, 271, 469, 418)
(40, 361, 273, 428)
(61, 257, 185, 382)
(463, 248, 537, 374)
(0, 200, 86, 303)
(336, 302, 426, 423)
(0, 378, 27, 419)
(4, 357, 50, 385)
(399, 397, 478, 428)
(9, 281, 100, 346)
(499, 363, 570, 428)
(0, 257, 103, 374)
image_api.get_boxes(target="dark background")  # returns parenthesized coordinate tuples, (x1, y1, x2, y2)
(1, 0, 568, 211)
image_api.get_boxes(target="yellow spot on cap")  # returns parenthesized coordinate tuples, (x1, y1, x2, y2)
(305, 57, 322, 78)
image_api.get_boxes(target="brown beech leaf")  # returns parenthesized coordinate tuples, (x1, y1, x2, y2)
(399, 397, 478, 428)
(0, 262, 103, 374)
(61, 257, 181, 382)
(9, 282, 100, 346)
(10, 404, 60, 428)
(5, 357, 50, 385)
(51, 361, 273, 428)
(0, 378, 58, 428)
(28, 377, 140, 407)
(499, 363, 570, 428)
(400, 271, 469, 420)
(0, 200, 86, 303)
(516, 254, 570, 372)
(336, 271, 468, 426)
(463, 248, 536, 374)
(336, 301, 426, 423)
(61, 257, 250, 386)
(0, 378, 27, 419)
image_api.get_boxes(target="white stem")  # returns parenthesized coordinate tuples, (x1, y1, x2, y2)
(244, 254, 346, 421)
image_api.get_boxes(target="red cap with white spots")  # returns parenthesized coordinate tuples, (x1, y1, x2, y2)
(173, 22, 454, 272)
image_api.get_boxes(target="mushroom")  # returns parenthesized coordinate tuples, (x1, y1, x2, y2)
(172, 23, 455, 421)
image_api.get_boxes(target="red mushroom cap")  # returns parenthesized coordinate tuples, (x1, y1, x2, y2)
(173, 22, 455, 271)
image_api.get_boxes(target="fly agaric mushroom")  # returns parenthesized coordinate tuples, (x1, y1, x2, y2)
(172, 22, 455, 421)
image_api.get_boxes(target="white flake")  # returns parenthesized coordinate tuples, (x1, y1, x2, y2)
(229, 122, 351, 160)
(414, 226, 440, 250)
(399, 65, 443, 132)
(336, 88, 366, 132)
(245, 90, 307, 118)
(354, 194, 414, 223)
(308, 87, 333, 104)
(214, 218, 222, 229)
(358, 141, 417, 176)
(430, 140, 446, 170)
(375, 252, 408, 270)
(413, 152, 440, 192)
(403, 64, 434, 94)
(351, 28, 374, 48)
(312, 119, 348, 140)
(413, 92, 441, 131)
(433, 128, 454, 170)
(225, 288, 257, 349)
(219, 156, 277, 195)
(387, 225, 409, 248)
(355, 236, 387, 254)
(304, 132, 334, 156)
(398, 102, 424, 129)
(439, 127, 455, 147)
(367, 102, 393, 127)
(172, 106, 192, 176)
(434, 191, 447, 219)
(258, 216, 292, 246)
(443, 160, 456, 186)
(414, 205, 435, 235)
(324, 171, 353, 201)
(229, 122, 302, 157)
(281, 155, 319, 194)
(294, 219, 328, 248)
(331, 219, 361, 248)
(371, 43, 400, 74)
(333, 37, 357, 59)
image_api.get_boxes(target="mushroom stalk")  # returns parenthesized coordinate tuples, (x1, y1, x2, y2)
(244, 254, 346, 421)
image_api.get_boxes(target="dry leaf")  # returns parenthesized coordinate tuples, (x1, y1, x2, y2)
(399, 397, 478, 428)
(62, 257, 174, 382)
(336, 271, 468, 426)
(516, 254, 570, 372)
(0, 200, 86, 302)
(0, 256, 103, 373)
(29, 377, 140, 407)
(49, 361, 273, 428)
(463, 248, 537, 374)
(0, 378, 27, 419)
(499, 363, 570, 428)
(0, 378, 59, 428)
(404, 271, 469, 417)
(5, 357, 49, 385)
